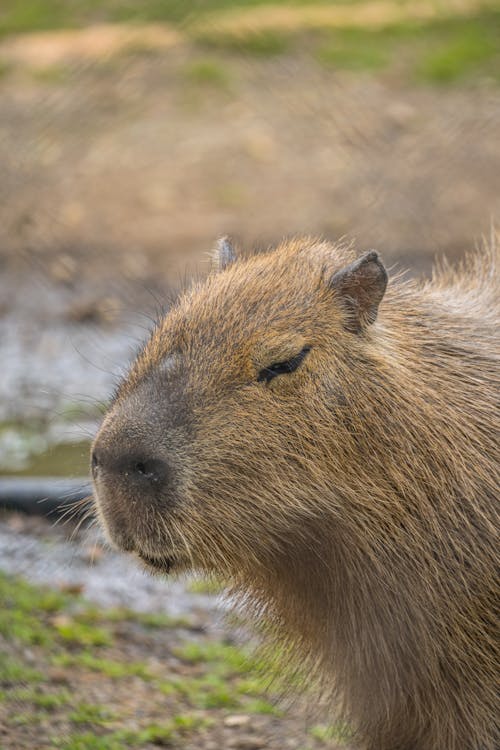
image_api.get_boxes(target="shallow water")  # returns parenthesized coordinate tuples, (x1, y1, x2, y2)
(0, 437, 92, 476)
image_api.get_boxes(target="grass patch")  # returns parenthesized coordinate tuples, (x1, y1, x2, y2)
(53, 617, 112, 647)
(183, 58, 230, 88)
(77, 605, 191, 629)
(316, 11, 500, 83)
(53, 651, 153, 680)
(186, 576, 223, 596)
(0, 0, 335, 37)
(417, 19, 500, 83)
(69, 702, 116, 725)
(163, 640, 280, 712)
(195, 28, 291, 56)
(316, 27, 390, 71)
(0, 572, 70, 646)
(7, 686, 70, 710)
(0, 572, 116, 648)
(309, 721, 353, 744)
(174, 639, 254, 675)
(0, 656, 42, 685)
(132, 610, 191, 629)
(0, 1, 498, 88)
(54, 715, 212, 749)
(0, 60, 11, 78)
(160, 673, 242, 709)
(52, 733, 124, 750)
(0, 421, 91, 476)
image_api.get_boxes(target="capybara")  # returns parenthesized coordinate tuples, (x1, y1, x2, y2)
(92, 237, 499, 750)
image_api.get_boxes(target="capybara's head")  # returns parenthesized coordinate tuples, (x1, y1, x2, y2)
(91, 238, 387, 578)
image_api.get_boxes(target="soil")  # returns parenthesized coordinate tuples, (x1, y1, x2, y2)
(0, 511, 348, 750)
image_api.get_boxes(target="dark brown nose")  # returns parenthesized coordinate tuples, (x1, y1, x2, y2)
(91, 448, 169, 487)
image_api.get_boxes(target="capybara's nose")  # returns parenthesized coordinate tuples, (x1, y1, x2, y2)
(91, 447, 169, 486)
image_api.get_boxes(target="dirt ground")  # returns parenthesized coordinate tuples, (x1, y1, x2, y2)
(0, 512, 349, 750)
(1, 27, 499, 290)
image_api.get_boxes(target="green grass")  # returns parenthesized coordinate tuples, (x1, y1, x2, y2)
(52, 733, 124, 750)
(0, 655, 43, 685)
(0, 60, 11, 78)
(0, 572, 70, 645)
(53, 619, 112, 647)
(174, 639, 254, 675)
(186, 576, 223, 595)
(30, 63, 74, 84)
(0, 420, 91, 477)
(417, 19, 500, 83)
(53, 714, 212, 750)
(0, 572, 116, 648)
(69, 702, 116, 725)
(76, 604, 191, 629)
(195, 28, 291, 56)
(316, 11, 500, 83)
(7, 686, 71, 709)
(52, 651, 154, 680)
(309, 721, 353, 744)
(0, 1, 346, 37)
(316, 27, 390, 71)
(183, 58, 231, 88)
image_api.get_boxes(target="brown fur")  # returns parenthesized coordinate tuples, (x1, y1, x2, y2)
(92, 237, 499, 750)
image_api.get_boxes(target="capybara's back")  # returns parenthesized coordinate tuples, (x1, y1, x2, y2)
(92, 237, 500, 750)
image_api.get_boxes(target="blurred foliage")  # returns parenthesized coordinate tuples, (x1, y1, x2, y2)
(197, 28, 292, 56)
(1, 0, 335, 35)
(0, 1, 498, 85)
(183, 58, 231, 88)
(316, 12, 500, 82)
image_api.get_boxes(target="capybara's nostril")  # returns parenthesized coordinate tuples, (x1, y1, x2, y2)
(132, 458, 165, 482)
(127, 456, 168, 484)
(91, 441, 168, 486)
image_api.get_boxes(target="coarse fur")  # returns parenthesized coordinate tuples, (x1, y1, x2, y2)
(92, 237, 500, 750)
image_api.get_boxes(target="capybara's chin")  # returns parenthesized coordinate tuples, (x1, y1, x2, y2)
(92, 236, 499, 750)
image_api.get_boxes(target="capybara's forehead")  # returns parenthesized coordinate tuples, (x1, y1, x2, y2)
(173, 237, 354, 333)
(121, 238, 356, 390)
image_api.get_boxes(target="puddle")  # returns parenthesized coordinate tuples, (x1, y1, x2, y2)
(0, 439, 91, 477)
(0, 420, 93, 477)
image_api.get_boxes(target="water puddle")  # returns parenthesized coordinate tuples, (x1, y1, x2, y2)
(0, 422, 92, 477)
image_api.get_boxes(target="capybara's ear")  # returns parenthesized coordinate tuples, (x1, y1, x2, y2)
(329, 251, 387, 333)
(212, 236, 237, 271)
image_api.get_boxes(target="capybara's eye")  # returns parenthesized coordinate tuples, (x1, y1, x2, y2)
(257, 346, 311, 384)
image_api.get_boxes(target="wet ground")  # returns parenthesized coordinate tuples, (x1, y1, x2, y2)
(0, 511, 221, 622)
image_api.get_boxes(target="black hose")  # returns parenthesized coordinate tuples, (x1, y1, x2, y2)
(0, 477, 92, 516)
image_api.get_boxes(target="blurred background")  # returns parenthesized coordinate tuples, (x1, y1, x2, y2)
(0, 1, 499, 748)
(1, 0, 500, 444)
